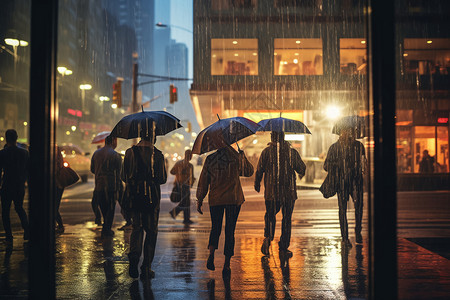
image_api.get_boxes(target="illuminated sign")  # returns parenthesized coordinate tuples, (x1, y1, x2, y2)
(67, 109, 82, 117)
(437, 117, 448, 124)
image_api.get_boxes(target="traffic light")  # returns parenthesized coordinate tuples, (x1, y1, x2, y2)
(169, 84, 178, 104)
(112, 81, 122, 108)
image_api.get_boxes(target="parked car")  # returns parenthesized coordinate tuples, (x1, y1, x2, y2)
(59, 144, 91, 183)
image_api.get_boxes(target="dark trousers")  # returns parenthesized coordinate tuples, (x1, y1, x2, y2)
(264, 199, 295, 250)
(93, 190, 117, 233)
(337, 182, 363, 240)
(208, 204, 241, 258)
(91, 193, 102, 223)
(129, 206, 160, 269)
(55, 187, 64, 228)
(170, 184, 191, 222)
(1, 187, 29, 238)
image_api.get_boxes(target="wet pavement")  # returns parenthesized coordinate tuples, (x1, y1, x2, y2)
(0, 180, 450, 299)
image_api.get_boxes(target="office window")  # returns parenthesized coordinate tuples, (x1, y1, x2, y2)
(403, 38, 450, 75)
(211, 0, 257, 10)
(340, 38, 367, 75)
(274, 38, 323, 75)
(211, 39, 258, 75)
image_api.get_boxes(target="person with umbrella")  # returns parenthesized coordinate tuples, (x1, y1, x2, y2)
(117, 115, 172, 280)
(90, 135, 122, 238)
(323, 117, 367, 246)
(254, 117, 308, 257)
(194, 116, 257, 277)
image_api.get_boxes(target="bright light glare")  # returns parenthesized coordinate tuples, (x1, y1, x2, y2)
(232, 41, 238, 44)
(65, 131, 70, 135)
(99, 96, 110, 102)
(293, 59, 298, 64)
(19, 40, 28, 46)
(63, 162, 69, 167)
(295, 40, 301, 44)
(23, 121, 28, 126)
(326, 105, 341, 120)
(79, 84, 92, 90)
(285, 134, 305, 141)
(4, 38, 19, 46)
(71, 126, 77, 131)
(57, 67, 67, 74)
(111, 103, 118, 109)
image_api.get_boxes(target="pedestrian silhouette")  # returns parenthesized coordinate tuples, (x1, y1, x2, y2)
(55, 146, 66, 233)
(419, 149, 434, 173)
(254, 132, 306, 257)
(169, 149, 195, 224)
(323, 128, 366, 246)
(121, 123, 167, 280)
(0, 129, 30, 242)
(196, 145, 253, 277)
(90, 135, 122, 237)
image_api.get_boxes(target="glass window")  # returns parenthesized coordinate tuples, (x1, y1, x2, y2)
(340, 38, 367, 75)
(211, 38, 258, 75)
(403, 38, 450, 75)
(413, 126, 435, 173)
(274, 38, 323, 75)
(397, 127, 413, 173)
(211, 0, 257, 10)
(437, 126, 449, 173)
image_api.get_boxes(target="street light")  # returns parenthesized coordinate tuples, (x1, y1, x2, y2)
(4, 38, 28, 47)
(57, 66, 73, 76)
(99, 96, 110, 102)
(79, 84, 92, 113)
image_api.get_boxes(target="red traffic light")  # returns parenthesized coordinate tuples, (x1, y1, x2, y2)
(170, 84, 178, 104)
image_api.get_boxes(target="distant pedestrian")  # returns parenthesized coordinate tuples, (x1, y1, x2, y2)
(323, 128, 366, 246)
(90, 135, 122, 238)
(196, 145, 254, 277)
(55, 146, 66, 232)
(0, 129, 30, 242)
(254, 132, 306, 257)
(169, 149, 195, 224)
(122, 125, 167, 280)
(419, 150, 434, 173)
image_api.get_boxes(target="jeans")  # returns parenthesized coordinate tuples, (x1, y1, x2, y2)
(337, 181, 363, 240)
(264, 199, 295, 250)
(208, 204, 241, 257)
(93, 190, 117, 233)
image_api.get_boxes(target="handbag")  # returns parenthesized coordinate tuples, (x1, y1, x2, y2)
(57, 166, 80, 188)
(170, 182, 182, 203)
(319, 173, 337, 199)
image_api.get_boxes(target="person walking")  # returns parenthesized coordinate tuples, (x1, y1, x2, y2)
(0, 129, 30, 242)
(55, 146, 66, 233)
(169, 149, 195, 224)
(196, 145, 254, 277)
(90, 135, 122, 238)
(323, 128, 366, 246)
(254, 132, 306, 257)
(122, 126, 167, 280)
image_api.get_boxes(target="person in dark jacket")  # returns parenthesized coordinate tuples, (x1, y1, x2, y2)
(254, 132, 306, 257)
(196, 145, 253, 277)
(323, 128, 366, 246)
(419, 150, 434, 173)
(0, 129, 29, 242)
(54, 146, 66, 232)
(90, 135, 122, 237)
(122, 125, 167, 280)
(169, 149, 195, 224)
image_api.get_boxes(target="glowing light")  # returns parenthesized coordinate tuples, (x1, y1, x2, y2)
(64, 70, 73, 75)
(326, 105, 341, 120)
(252, 53, 257, 56)
(293, 59, 299, 64)
(274, 52, 277, 56)
(232, 41, 238, 44)
(295, 40, 301, 44)
(360, 40, 366, 44)
(212, 54, 216, 58)
(57, 67, 67, 74)
(99, 96, 110, 102)
(403, 53, 408, 57)
(234, 53, 239, 56)
(4, 38, 19, 46)
(66, 131, 71, 135)
(79, 84, 92, 90)
(63, 162, 69, 168)
(111, 103, 118, 109)
(252, 139, 258, 144)
(294, 53, 299, 56)
(71, 126, 77, 131)
(0, 137, 4, 142)
(23, 121, 28, 126)
(19, 40, 28, 47)
(426, 40, 432, 44)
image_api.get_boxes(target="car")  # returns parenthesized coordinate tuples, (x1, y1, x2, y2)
(59, 144, 91, 183)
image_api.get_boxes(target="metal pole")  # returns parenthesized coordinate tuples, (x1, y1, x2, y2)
(369, 0, 398, 298)
(132, 63, 138, 113)
(29, 0, 58, 298)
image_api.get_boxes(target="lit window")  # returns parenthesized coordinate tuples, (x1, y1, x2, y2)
(340, 38, 367, 75)
(403, 38, 450, 75)
(274, 38, 323, 75)
(211, 39, 258, 75)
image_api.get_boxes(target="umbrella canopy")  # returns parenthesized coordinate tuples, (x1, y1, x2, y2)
(192, 117, 260, 155)
(91, 131, 111, 144)
(110, 110, 182, 139)
(257, 117, 311, 134)
(332, 115, 367, 138)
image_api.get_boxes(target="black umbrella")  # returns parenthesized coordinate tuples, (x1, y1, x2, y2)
(332, 115, 366, 138)
(110, 110, 182, 139)
(257, 117, 311, 134)
(192, 116, 260, 155)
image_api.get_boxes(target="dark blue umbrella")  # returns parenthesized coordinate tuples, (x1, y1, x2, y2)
(192, 116, 260, 154)
(110, 110, 182, 139)
(332, 115, 367, 138)
(257, 117, 311, 134)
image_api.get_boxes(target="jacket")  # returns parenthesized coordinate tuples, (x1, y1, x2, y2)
(0, 145, 29, 190)
(170, 160, 195, 186)
(254, 141, 306, 201)
(90, 145, 122, 192)
(196, 146, 254, 207)
(121, 141, 167, 209)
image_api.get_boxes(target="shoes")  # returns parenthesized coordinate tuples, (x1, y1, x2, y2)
(169, 210, 176, 220)
(140, 268, 155, 280)
(183, 219, 194, 225)
(222, 265, 231, 278)
(206, 254, 215, 271)
(261, 238, 270, 256)
(101, 230, 114, 237)
(279, 248, 293, 258)
(128, 258, 139, 279)
(356, 233, 363, 244)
